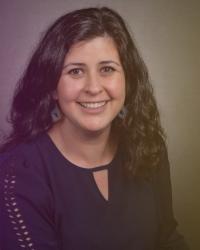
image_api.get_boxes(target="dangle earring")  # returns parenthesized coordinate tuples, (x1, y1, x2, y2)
(118, 106, 127, 119)
(51, 103, 62, 122)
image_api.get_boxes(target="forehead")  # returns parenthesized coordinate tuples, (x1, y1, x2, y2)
(64, 36, 120, 63)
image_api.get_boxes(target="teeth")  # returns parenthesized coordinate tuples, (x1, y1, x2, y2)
(79, 101, 106, 109)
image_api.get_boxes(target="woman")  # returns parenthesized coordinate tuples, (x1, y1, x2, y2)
(0, 7, 189, 250)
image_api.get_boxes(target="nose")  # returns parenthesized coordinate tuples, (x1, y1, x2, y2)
(84, 72, 103, 95)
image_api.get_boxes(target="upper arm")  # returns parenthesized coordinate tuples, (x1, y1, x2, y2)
(0, 152, 60, 250)
(154, 146, 190, 249)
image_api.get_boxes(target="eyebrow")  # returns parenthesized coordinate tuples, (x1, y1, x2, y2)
(63, 60, 121, 69)
(99, 60, 121, 66)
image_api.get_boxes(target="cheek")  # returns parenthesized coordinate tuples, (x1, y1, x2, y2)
(56, 79, 83, 102)
(107, 76, 126, 99)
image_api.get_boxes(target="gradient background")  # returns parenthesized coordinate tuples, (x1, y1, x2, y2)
(0, 0, 199, 249)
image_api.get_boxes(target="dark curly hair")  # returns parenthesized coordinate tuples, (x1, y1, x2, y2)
(1, 7, 165, 179)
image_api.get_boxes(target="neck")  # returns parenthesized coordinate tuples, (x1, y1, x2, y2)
(48, 120, 117, 168)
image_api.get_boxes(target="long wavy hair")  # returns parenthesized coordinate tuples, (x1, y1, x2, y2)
(1, 7, 165, 179)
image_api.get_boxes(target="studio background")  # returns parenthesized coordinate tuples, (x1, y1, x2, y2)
(0, 0, 199, 249)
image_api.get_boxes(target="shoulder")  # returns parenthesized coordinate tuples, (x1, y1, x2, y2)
(0, 134, 53, 208)
(0, 134, 47, 175)
(0, 136, 55, 249)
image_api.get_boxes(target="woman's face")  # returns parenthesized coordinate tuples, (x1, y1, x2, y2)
(54, 36, 126, 134)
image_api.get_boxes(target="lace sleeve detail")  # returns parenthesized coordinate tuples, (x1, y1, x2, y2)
(0, 150, 60, 250)
(3, 158, 35, 249)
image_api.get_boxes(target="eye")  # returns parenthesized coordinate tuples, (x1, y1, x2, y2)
(100, 66, 116, 74)
(68, 68, 84, 78)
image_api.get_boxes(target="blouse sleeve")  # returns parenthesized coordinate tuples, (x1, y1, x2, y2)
(154, 146, 190, 250)
(0, 151, 61, 250)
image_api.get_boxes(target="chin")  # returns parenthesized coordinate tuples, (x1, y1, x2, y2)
(81, 123, 111, 135)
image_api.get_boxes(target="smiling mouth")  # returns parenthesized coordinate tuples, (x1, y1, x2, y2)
(78, 101, 107, 109)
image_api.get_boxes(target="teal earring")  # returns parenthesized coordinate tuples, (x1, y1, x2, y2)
(118, 106, 127, 119)
(51, 103, 62, 122)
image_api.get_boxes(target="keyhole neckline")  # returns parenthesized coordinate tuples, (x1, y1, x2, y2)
(88, 164, 111, 172)
(44, 132, 117, 173)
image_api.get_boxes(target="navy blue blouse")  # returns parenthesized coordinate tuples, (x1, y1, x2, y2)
(0, 133, 189, 250)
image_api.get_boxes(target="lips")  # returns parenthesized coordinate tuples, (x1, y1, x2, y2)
(78, 101, 107, 109)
